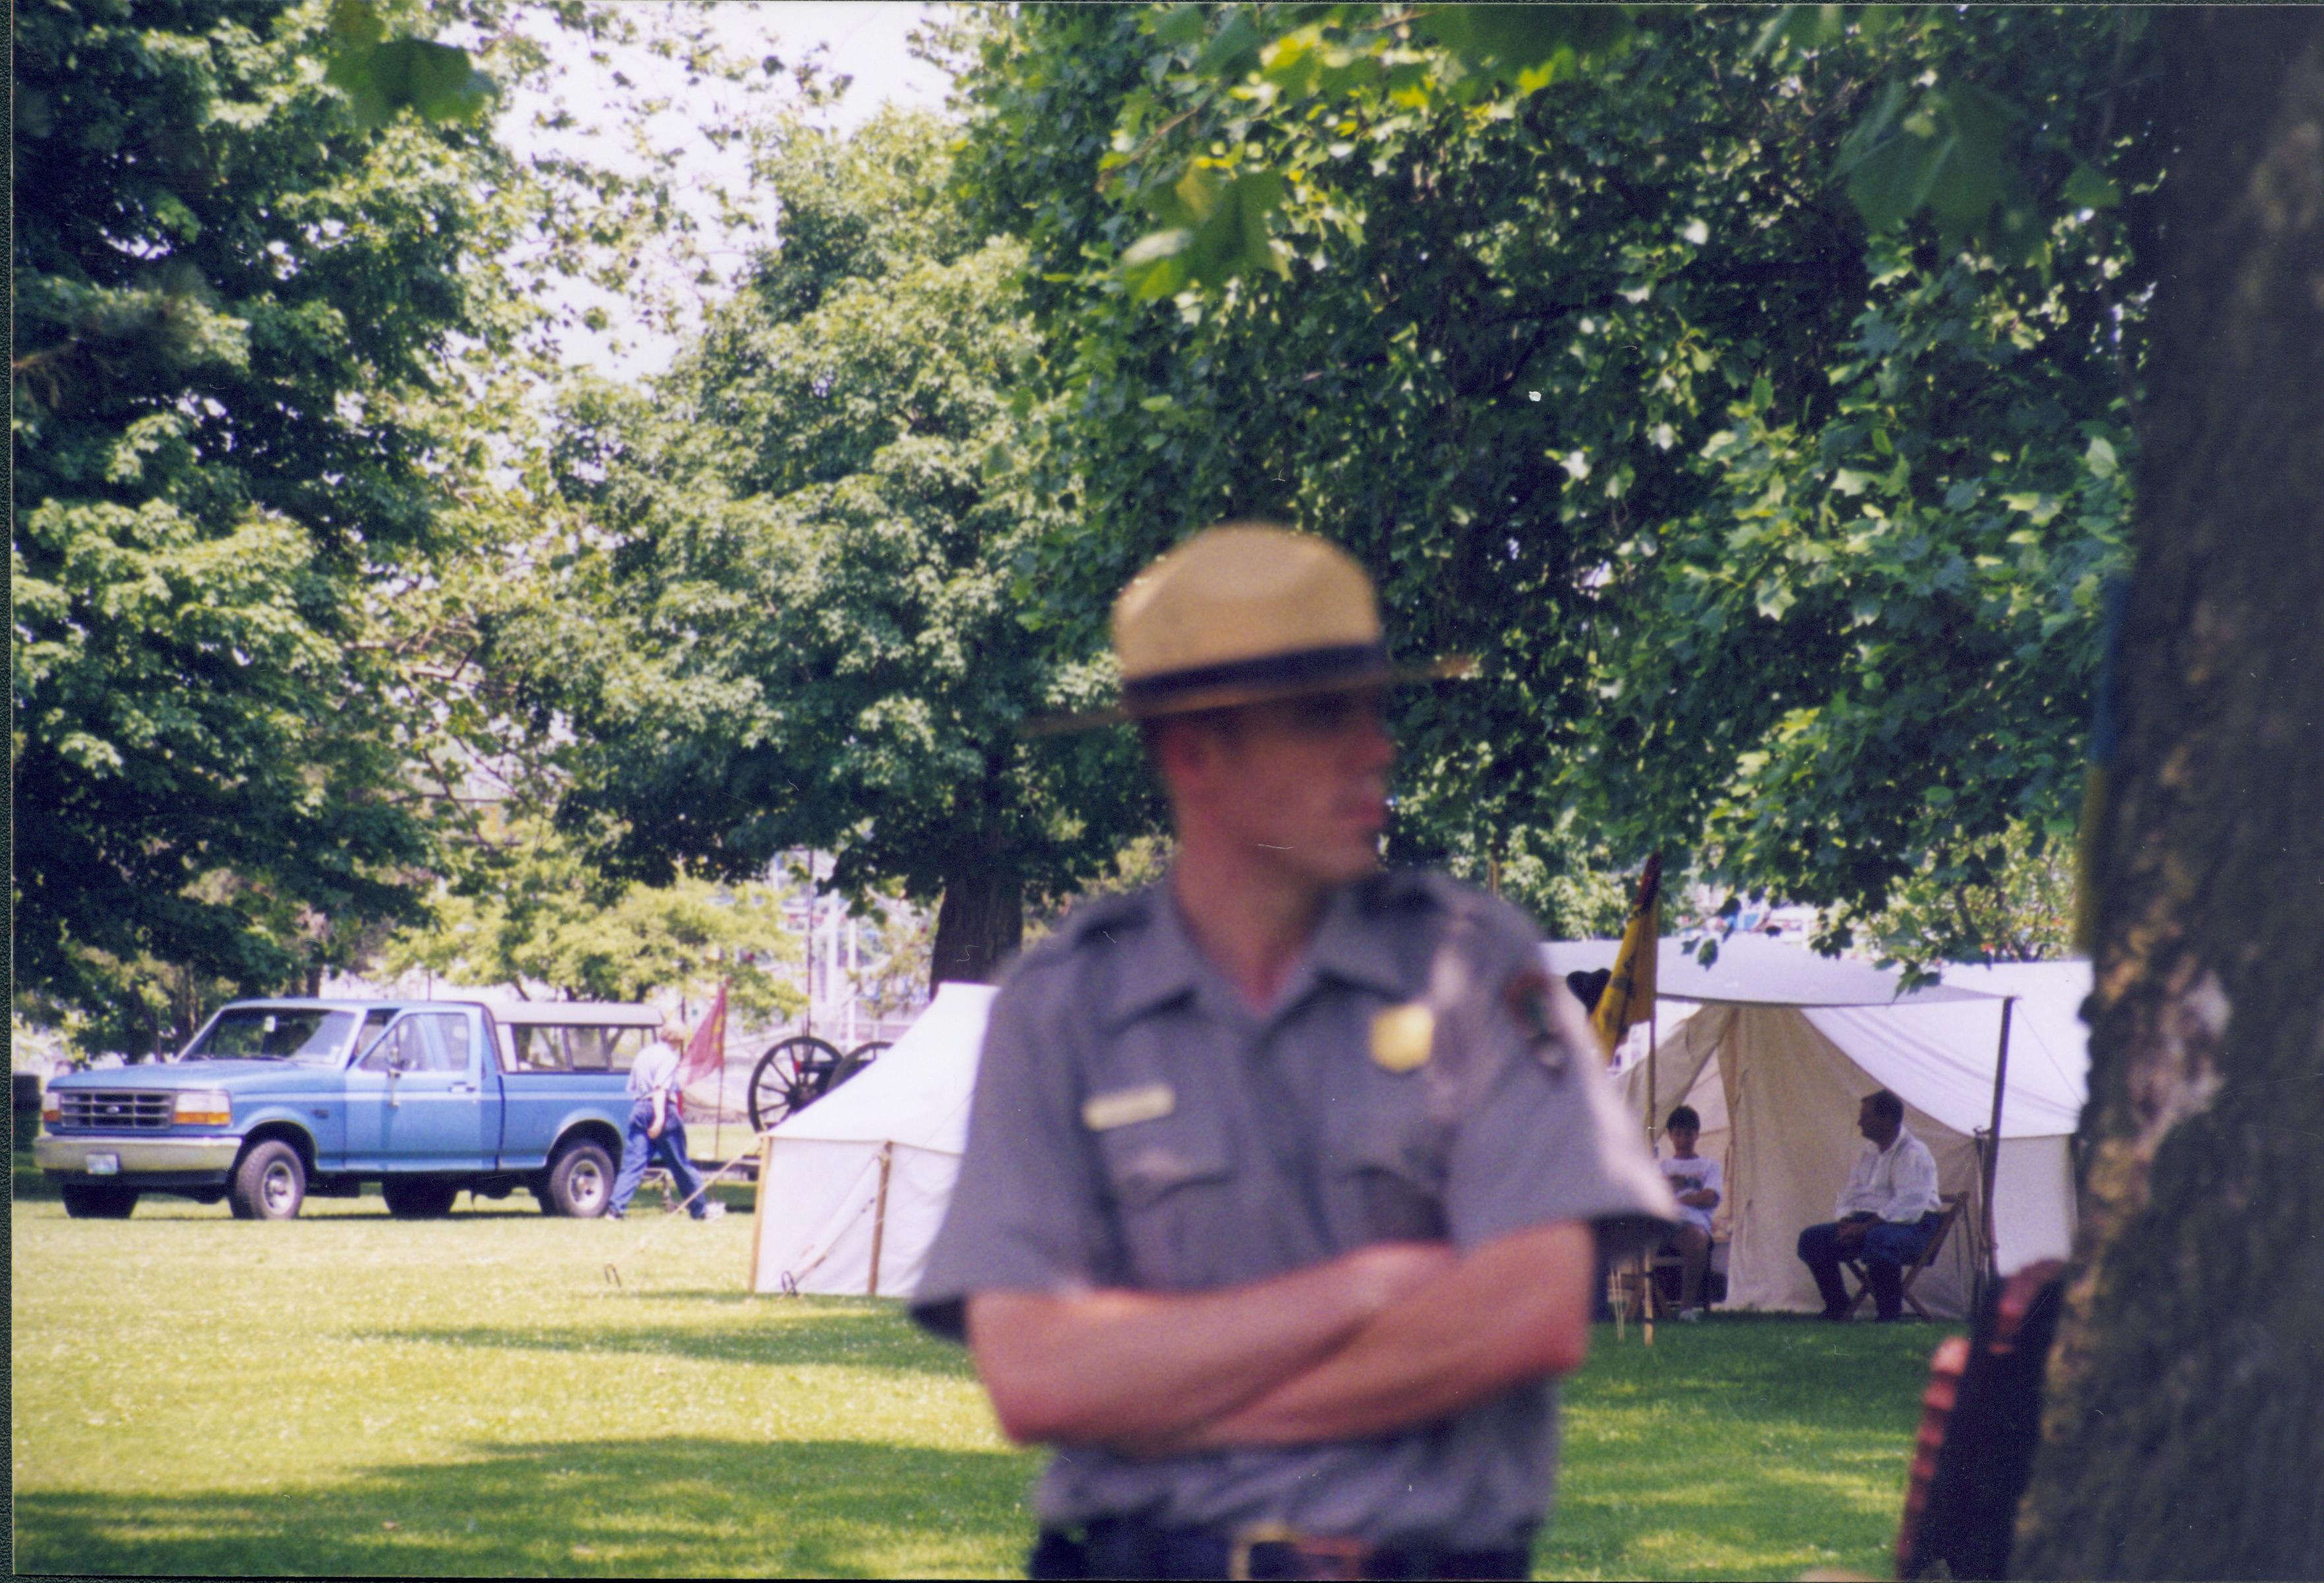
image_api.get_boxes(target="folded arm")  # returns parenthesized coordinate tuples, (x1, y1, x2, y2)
(964, 1240, 1456, 1447)
(1148, 1220, 1594, 1453)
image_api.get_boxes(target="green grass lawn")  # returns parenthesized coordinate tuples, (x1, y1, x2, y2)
(11, 1144, 1950, 1578)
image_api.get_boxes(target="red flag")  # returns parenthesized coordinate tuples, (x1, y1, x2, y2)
(679, 982, 727, 1090)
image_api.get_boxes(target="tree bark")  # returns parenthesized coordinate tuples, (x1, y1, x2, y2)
(930, 860, 1024, 990)
(2012, 13, 2324, 1578)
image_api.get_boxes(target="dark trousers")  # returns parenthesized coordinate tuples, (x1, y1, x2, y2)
(1798, 1214, 1938, 1318)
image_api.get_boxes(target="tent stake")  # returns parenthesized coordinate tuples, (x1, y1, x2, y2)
(1979, 997, 2016, 1303)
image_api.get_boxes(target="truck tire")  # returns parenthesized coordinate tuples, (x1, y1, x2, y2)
(60, 1182, 140, 1218)
(228, 1140, 306, 1220)
(544, 1140, 614, 1218)
(382, 1178, 460, 1218)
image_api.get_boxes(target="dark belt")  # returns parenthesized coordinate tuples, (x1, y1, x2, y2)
(1030, 1518, 1533, 1581)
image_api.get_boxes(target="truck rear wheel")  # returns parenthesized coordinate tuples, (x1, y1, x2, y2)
(382, 1178, 461, 1218)
(61, 1182, 140, 1218)
(544, 1140, 613, 1218)
(229, 1140, 306, 1220)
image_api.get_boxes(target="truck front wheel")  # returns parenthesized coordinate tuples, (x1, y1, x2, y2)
(229, 1140, 306, 1220)
(544, 1141, 614, 1218)
(60, 1183, 139, 1218)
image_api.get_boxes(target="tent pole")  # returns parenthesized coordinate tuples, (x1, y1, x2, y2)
(866, 1142, 895, 1298)
(1980, 997, 2016, 1301)
(1646, 1012, 1659, 1147)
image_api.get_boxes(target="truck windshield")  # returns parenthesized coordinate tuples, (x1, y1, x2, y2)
(185, 1009, 360, 1065)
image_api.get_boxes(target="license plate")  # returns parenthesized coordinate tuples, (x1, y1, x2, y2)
(85, 1153, 121, 1176)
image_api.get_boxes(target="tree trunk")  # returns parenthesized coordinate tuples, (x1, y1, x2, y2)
(930, 861, 1024, 990)
(2012, 13, 2324, 1578)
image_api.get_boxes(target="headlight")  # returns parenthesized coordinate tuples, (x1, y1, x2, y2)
(174, 1090, 233, 1127)
(41, 1092, 59, 1125)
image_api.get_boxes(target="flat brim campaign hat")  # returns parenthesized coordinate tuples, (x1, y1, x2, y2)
(1025, 521, 1472, 735)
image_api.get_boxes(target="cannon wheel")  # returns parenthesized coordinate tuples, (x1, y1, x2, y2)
(818, 1040, 890, 1096)
(748, 1035, 845, 1132)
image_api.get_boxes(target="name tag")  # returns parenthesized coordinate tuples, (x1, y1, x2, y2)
(1082, 1083, 1175, 1131)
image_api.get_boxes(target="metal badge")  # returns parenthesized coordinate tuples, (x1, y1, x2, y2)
(1081, 1083, 1176, 1131)
(1369, 1002, 1436, 1073)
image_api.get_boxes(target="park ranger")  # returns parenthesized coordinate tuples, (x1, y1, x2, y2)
(912, 522, 1677, 1581)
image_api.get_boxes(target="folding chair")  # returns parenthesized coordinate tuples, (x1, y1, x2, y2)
(1648, 1238, 1724, 1312)
(1844, 1192, 1966, 1320)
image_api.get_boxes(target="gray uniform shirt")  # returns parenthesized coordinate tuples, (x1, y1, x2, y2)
(912, 870, 1677, 1549)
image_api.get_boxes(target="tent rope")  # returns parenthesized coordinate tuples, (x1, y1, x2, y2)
(602, 1140, 761, 1289)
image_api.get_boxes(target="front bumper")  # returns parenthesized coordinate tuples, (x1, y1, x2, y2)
(36, 1133, 243, 1182)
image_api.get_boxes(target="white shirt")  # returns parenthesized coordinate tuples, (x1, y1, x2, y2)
(1834, 1125, 1941, 1222)
(1658, 1150, 1722, 1235)
(628, 1039, 681, 1100)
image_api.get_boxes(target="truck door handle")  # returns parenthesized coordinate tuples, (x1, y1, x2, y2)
(450, 1082, 476, 1093)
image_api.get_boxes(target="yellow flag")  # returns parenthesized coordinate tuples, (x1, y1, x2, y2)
(1591, 854, 1662, 1061)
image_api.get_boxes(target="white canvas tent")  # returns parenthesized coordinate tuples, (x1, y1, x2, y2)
(1547, 936, 2089, 1319)
(748, 982, 997, 1296)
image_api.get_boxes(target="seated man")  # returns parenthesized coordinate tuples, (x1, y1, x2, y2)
(1656, 1105, 1722, 1319)
(1797, 1089, 1943, 1321)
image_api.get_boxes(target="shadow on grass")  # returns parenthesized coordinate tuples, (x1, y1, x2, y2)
(15, 1436, 1035, 1578)
(358, 1317, 973, 1378)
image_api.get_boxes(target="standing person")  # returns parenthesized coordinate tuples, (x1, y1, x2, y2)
(608, 1019, 723, 1222)
(912, 523, 1677, 1581)
(1796, 1089, 1942, 1321)
(1656, 1104, 1722, 1320)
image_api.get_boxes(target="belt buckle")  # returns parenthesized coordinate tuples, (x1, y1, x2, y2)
(1229, 1522, 1372, 1582)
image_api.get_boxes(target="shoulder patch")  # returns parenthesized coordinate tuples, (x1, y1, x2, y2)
(1502, 966, 1575, 1076)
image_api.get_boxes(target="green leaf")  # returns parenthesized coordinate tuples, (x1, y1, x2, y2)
(1120, 227, 1194, 301)
(327, 0, 387, 50)
(1149, 5, 1206, 49)
(328, 36, 496, 127)
(1195, 11, 1264, 78)
(1428, 4, 1637, 91)
(2083, 434, 2118, 479)
(1844, 122, 1945, 231)
(2062, 162, 2121, 210)
(1171, 169, 1289, 290)
(1925, 86, 2015, 231)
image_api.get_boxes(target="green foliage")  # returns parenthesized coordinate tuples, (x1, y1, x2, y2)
(952, 5, 2145, 964)
(500, 111, 1151, 940)
(380, 812, 803, 1018)
(11, 0, 522, 1025)
(1839, 817, 2077, 968)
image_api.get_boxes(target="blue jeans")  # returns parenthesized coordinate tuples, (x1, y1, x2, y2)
(1799, 1214, 1938, 1317)
(610, 1099, 709, 1218)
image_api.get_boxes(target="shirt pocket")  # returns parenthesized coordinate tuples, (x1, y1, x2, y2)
(1096, 1120, 1237, 1290)
(1330, 1105, 1449, 1243)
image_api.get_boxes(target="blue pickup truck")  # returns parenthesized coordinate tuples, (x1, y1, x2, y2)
(34, 999, 660, 1220)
